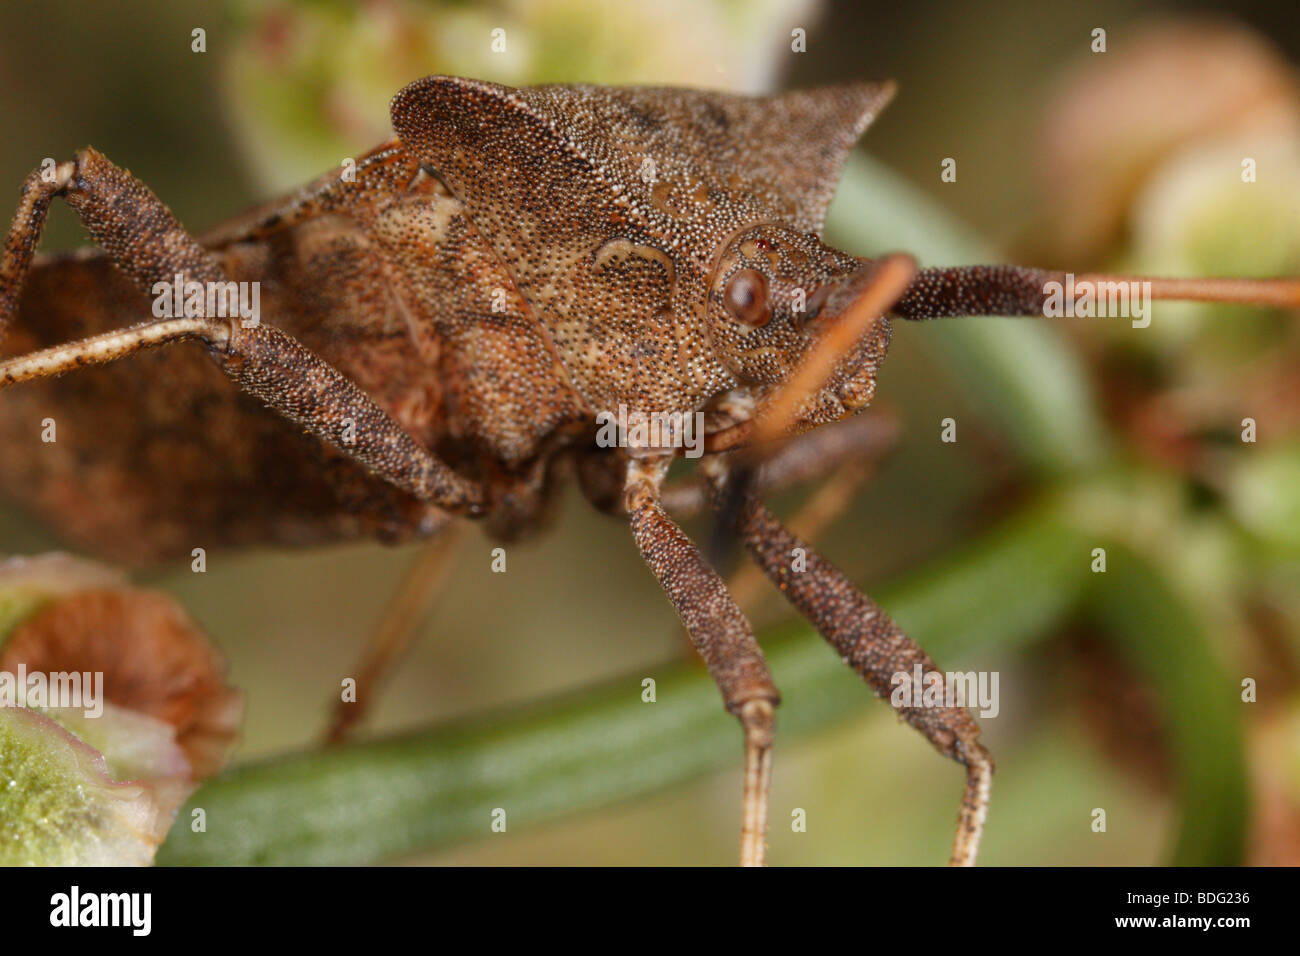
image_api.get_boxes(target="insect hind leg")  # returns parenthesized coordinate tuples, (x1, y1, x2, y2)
(0, 161, 76, 344)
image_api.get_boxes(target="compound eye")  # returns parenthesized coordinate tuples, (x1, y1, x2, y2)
(723, 269, 770, 329)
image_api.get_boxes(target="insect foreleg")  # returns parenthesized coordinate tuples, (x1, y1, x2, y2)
(705, 458, 993, 866)
(624, 454, 779, 866)
(660, 413, 899, 519)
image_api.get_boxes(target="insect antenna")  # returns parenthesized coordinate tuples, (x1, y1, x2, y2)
(891, 265, 1300, 321)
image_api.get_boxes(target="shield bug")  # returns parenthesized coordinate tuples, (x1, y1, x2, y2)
(1, 75, 1296, 865)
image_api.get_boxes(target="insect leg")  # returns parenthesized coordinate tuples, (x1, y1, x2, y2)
(0, 148, 484, 516)
(624, 454, 779, 866)
(704, 458, 993, 866)
(0, 161, 76, 344)
(660, 411, 899, 519)
(326, 519, 464, 744)
(725, 456, 878, 618)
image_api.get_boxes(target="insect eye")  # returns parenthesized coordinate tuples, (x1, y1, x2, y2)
(723, 269, 770, 328)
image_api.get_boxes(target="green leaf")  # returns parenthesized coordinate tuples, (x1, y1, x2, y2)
(1089, 544, 1249, 865)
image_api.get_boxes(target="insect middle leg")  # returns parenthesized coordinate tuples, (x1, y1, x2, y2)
(624, 454, 779, 866)
(325, 520, 465, 743)
(0, 148, 483, 516)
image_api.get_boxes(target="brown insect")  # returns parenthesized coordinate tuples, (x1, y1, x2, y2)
(1, 76, 1296, 866)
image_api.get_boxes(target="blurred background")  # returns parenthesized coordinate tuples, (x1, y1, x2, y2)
(1, 0, 1298, 865)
